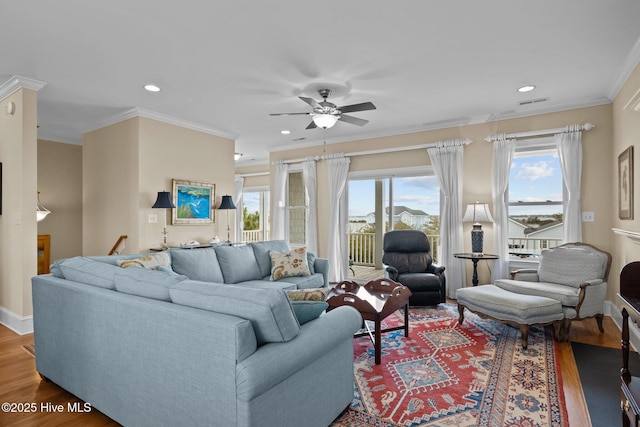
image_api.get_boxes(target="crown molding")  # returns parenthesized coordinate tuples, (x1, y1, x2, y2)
(83, 107, 239, 140)
(0, 75, 47, 101)
(607, 35, 640, 101)
(268, 96, 611, 154)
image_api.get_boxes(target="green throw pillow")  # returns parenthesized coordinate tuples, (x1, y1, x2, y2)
(291, 301, 328, 325)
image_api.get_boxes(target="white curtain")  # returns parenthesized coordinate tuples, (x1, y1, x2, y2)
(272, 161, 288, 240)
(556, 128, 583, 243)
(326, 155, 350, 282)
(491, 139, 515, 281)
(234, 176, 244, 243)
(427, 143, 466, 298)
(302, 159, 318, 254)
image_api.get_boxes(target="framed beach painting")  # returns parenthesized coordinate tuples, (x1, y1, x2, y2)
(171, 179, 215, 225)
(619, 146, 634, 220)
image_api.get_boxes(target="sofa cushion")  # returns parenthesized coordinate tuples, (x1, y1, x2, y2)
(214, 245, 262, 284)
(494, 279, 581, 307)
(291, 301, 328, 325)
(236, 280, 297, 291)
(58, 257, 122, 289)
(275, 273, 325, 289)
(169, 248, 224, 283)
(117, 252, 171, 270)
(114, 268, 188, 301)
(249, 240, 291, 278)
(286, 288, 329, 301)
(169, 280, 299, 345)
(538, 246, 608, 288)
(270, 247, 310, 280)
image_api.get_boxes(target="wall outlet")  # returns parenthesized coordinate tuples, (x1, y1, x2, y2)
(582, 212, 595, 222)
(148, 213, 158, 224)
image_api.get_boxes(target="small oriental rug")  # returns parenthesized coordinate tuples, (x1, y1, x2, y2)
(332, 304, 568, 427)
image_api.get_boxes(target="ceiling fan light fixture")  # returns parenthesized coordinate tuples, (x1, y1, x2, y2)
(312, 113, 339, 129)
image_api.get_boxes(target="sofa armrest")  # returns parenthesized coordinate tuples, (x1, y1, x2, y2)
(427, 263, 445, 275)
(576, 280, 607, 318)
(313, 258, 330, 287)
(384, 265, 399, 281)
(512, 269, 539, 282)
(236, 305, 361, 401)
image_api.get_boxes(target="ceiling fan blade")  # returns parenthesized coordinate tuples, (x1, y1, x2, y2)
(338, 102, 376, 114)
(269, 112, 310, 116)
(338, 114, 369, 126)
(299, 96, 321, 109)
(306, 121, 317, 130)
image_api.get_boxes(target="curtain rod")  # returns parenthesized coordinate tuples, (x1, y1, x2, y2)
(236, 172, 269, 178)
(275, 138, 473, 165)
(484, 123, 595, 142)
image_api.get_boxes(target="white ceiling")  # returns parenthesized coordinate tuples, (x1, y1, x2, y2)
(2, 0, 640, 165)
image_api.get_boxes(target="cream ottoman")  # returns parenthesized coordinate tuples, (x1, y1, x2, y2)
(456, 284, 564, 349)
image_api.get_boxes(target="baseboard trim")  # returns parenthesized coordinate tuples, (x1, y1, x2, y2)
(0, 306, 33, 335)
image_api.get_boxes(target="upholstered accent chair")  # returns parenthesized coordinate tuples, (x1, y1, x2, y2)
(494, 242, 612, 339)
(382, 230, 446, 306)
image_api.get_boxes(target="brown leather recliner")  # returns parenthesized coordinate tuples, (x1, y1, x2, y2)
(382, 230, 446, 306)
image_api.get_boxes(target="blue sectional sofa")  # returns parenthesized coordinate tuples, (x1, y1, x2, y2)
(32, 241, 360, 427)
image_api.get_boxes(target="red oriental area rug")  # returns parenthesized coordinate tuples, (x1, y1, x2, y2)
(332, 304, 568, 427)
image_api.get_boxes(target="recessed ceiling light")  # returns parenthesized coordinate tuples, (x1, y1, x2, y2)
(518, 85, 536, 93)
(144, 84, 161, 92)
(281, 130, 291, 135)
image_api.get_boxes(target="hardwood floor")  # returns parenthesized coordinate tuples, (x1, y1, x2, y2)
(0, 315, 621, 426)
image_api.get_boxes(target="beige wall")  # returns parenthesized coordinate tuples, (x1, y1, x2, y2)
(83, 117, 235, 254)
(268, 104, 614, 287)
(37, 139, 83, 262)
(612, 62, 640, 304)
(236, 164, 270, 188)
(0, 88, 39, 318)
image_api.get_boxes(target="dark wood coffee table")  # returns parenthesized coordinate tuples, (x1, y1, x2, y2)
(326, 278, 412, 364)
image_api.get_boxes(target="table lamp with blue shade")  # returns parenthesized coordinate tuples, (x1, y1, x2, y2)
(462, 201, 494, 255)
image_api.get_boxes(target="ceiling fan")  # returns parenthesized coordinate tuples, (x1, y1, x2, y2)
(270, 89, 376, 129)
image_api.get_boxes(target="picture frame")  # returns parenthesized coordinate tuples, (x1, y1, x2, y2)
(619, 146, 634, 220)
(171, 179, 215, 225)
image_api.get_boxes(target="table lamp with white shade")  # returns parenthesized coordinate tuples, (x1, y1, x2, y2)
(462, 201, 494, 255)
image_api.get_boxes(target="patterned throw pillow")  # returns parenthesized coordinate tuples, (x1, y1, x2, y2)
(286, 287, 329, 301)
(117, 253, 171, 270)
(270, 247, 310, 280)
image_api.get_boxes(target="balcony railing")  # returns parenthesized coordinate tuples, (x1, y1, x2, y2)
(508, 237, 562, 257)
(349, 232, 440, 266)
(242, 229, 268, 243)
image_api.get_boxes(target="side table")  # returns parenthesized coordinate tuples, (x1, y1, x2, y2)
(454, 253, 498, 286)
(326, 279, 412, 365)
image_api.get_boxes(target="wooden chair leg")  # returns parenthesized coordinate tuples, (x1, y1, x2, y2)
(519, 324, 530, 349)
(457, 304, 465, 324)
(595, 314, 605, 333)
(553, 320, 563, 342)
(562, 318, 572, 341)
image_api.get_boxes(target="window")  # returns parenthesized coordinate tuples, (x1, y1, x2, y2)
(347, 167, 440, 273)
(242, 188, 270, 242)
(287, 171, 307, 246)
(508, 137, 563, 257)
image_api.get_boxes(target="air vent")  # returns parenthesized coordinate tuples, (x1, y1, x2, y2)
(292, 137, 306, 141)
(518, 97, 549, 106)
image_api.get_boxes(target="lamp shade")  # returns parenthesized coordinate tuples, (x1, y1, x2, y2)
(152, 191, 175, 209)
(462, 202, 494, 223)
(218, 195, 236, 210)
(312, 113, 339, 129)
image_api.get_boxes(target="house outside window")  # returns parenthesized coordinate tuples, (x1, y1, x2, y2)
(508, 137, 563, 258)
